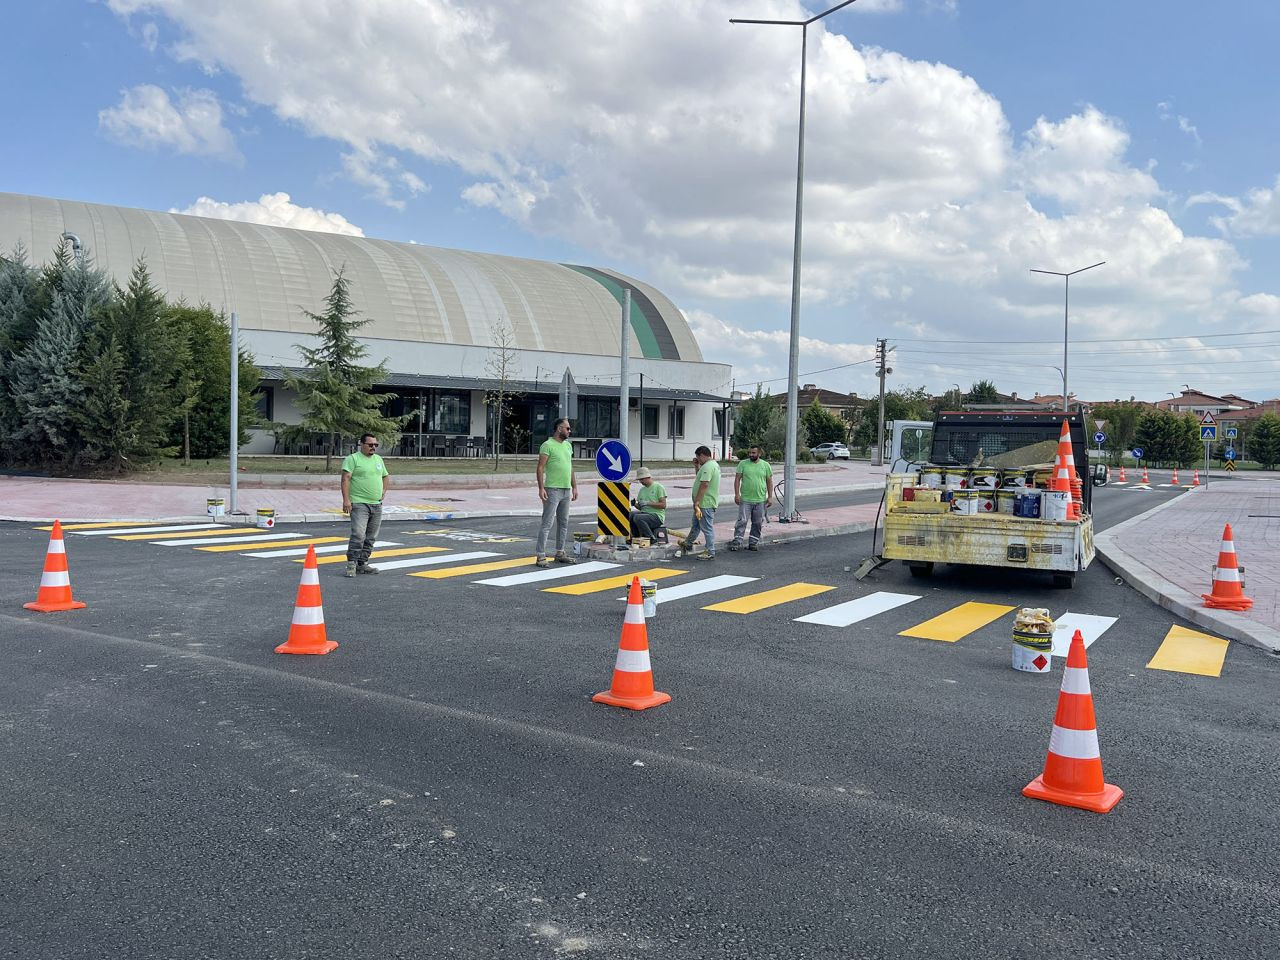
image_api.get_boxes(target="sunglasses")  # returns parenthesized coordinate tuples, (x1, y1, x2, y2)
(363, 442, 379, 448)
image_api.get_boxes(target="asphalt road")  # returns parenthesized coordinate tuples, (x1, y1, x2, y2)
(2, 483, 1277, 959)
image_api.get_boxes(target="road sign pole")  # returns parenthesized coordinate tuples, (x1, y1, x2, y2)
(1205, 441, 1210, 488)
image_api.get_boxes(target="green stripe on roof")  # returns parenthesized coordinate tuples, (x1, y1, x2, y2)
(564, 265, 663, 359)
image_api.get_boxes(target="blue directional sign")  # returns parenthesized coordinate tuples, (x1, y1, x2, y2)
(1094, 431, 1106, 445)
(1132, 447, 1144, 460)
(1225, 448, 1237, 461)
(595, 438, 632, 481)
(1226, 427, 1238, 439)
(1201, 425, 1217, 441)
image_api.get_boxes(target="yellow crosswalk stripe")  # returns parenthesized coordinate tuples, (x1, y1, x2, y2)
(197, 536, 347, 552)
(1146, 625, 1229, 677)
(899, 601, 1015, 643)
(702, 582, 835, 614)
(112, 527, 259, 541)
(37, 521, 163, 531)
(308, 546, 449, 565)
(410, 556, 538, 579)
(544, 568, 687, 595)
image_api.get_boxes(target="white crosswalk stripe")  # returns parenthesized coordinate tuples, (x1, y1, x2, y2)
(245, 541, 398, 558)
(1051, 612, 1119, 657)
(74, 523, 222, 536)
(650, 575, 758, 605)
(794, 591, 921, 627)
(157, 533, 307, 546)
(476, 561, 618, 586)
(372, 551, 501, 571)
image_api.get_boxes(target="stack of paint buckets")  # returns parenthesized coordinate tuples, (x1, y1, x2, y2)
(1012, 607, 1055, 673)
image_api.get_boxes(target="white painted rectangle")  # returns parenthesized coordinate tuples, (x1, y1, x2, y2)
(245, 541, 397, 559)
(651, 575, 758, 605)
(1051, 612, 1119, 657)
(373, 551, 501, 571)
(794, 591, 921, 627)
(157, 533, 306, 546)
(476, 561, 618, 586)
(75, 524, 222, 536)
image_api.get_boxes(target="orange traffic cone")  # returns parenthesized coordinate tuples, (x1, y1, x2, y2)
(593, 576, 671, 711)
(1192, 469, 1200, 486)
(24, 520, 87, 612)
(275, 545, 338, 655)
(1052, 421, 1081, 520)
(1171, 466, 1180, 485)
(1117, 465, 1127, 482)
(1141, 466, 1149, 484)
(1202, 523, 1253, 611)
(1023, 630, 1123, 814)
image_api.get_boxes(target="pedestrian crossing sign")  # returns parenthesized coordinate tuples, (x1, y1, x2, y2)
(1201, 425, 1217, 440)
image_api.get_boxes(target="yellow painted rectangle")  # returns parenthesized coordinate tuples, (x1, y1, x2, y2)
(197, 536, 346, 552)
(545, 568, 687, 596)
(37, 521, 162, 531)
(308, 546, 448, 565)
(899, 601, 1015, 643)
(1146, 626, 1229, 677)
(410, 556, 538, 579)
(113, 527, 259, 541)
(703, 582, 836, 614)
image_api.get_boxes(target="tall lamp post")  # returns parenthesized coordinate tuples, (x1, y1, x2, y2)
(1030, 261, 1105, 413)
(731, 0, 860, 521)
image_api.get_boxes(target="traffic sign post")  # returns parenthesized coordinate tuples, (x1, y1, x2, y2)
(1200, 414, 1216, 487)
(1132, 447, 1143, 461)
(595, 439, 633, 543)
(595, 439, 632, 482)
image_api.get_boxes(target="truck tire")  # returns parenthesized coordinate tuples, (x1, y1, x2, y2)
(907, 561, 934, 579)
(1052, 573, 1076, 589)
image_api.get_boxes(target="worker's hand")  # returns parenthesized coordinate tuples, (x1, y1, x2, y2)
(341, 500, 352, 514)
(694, 505, 702, 520)
(734, 494, 742, 505)
(539, 487, 549, 503)
(571, 487, 578, 502)
(765, 498, 773, 508)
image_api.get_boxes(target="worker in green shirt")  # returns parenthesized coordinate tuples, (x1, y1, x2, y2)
(535, 417, 578, 567)
(341, 433, 390, 577)
(679, 445, 720, 560)
(729, 445, 773, 551)
(630, 466, 667, 540)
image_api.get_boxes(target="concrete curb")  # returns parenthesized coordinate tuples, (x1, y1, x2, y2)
(1094, 490, 1280, 654)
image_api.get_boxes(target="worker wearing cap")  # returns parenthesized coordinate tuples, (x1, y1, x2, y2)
(630, 467, 667, 541)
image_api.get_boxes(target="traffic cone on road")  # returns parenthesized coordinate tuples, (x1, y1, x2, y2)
(1141, 466, 1150, 484)
(1117, 465, 1127, 483)
(275, 546, 338, 655)
(23, 520, 87, 613)
(1023, 630, 1123, 814)
(1192, 469, 1200, 487)
(1171, 467, 1180, 485)
(1202, 523, 1253, 611)
(593, 576, 671, 711)
(1052, 421, 1081, 520)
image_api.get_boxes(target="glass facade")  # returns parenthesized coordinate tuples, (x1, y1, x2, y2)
(577, 397, 620, 438)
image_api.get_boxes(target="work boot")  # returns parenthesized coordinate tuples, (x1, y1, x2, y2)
(678, 539, 693, 552)
(696, 551, 715, 561)
(344, 561, 357, 578)
(357, 564, 380, 574)
(535, 557, 553, 568)
(728, 539, 741, 552)
(748, 541, 760, 552)
(553, 552, 577, 565)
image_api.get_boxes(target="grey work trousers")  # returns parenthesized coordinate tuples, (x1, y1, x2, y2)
(733, 500, 766, 545)
(536, 487, 572, 559)
(347, 502, 383, 564)
(684, 505, 717, 555)
(630, 510, 663, 540)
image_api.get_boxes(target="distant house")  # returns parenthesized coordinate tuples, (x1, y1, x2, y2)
(767, 384, 868, 424)
(1155, 389, 1249, 418)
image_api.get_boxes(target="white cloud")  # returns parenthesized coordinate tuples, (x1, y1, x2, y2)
(170, 192, 365, 236)
(141, 21, 159, 52)
(1157, 100, 1202, 146)
(1018, 107, 1159, 209)
(98, 83, 240, 161)
(1190, 175, 1280, 238)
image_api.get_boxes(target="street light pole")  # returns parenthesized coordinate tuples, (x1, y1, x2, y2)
(732, 0, 859, 521)
(1031, 261, 1105, 413)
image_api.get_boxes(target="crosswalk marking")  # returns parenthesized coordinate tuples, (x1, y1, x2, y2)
(1147, 626, 1229, 677)
(38, 521, 165, 531)
(374, 551, 501, 571)
(544, 568, 686, 595)
(112, 527, 263, 541)
(156, 533, 307, 546)
(410, 556, 538, 579)
(650, 575, 758, 605)
(74, 523, 222, 536)
(309, 546, 447, 565)
(476, 561, 618, 586)
(900, 601, 1015, 643)
(246, 541, 397, 559)
(703, 582, 836, 615)
(794, 591, 921, 627)
(1051, 613, 1119, 657)
(197, 536, 347, 553)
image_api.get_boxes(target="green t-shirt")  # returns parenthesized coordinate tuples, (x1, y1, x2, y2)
(695, 459, 721, 509)
(636, 481, 667, 524)
(736, 458, 773, 503)
(539, 437, 573, 489)
(341, 451, 388, 504)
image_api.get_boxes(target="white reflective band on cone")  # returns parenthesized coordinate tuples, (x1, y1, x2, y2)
(48, 540, 66, 554)
(39, 570, 70, 588)
(300, 567, 320, 586)
(613, 648, 651, 673)
(1048, 724, 1100, 760)
(1215, 567, 1240, 582)
(1060, 667, 1091, 695)
(291, 606, 325, 626)
(1220, 541, 1236, 554)
(624, 604, 645, 625)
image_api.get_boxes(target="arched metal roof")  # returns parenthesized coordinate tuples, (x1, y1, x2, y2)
(0, 192, 703, 363)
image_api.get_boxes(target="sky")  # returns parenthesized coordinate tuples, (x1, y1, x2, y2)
(4, 0, 1280, 404)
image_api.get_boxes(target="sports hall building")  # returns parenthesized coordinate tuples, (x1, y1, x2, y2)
(0, 192, 733, 459)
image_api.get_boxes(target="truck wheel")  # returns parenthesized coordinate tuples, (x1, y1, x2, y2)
(907, 562, 934, 579)
(1052, 573, 1075, 589)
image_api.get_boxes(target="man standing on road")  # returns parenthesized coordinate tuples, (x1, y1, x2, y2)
(679, 445, 720, 560)
(630, 467, 667, 541)
(536, 417, 578, 567)
(729, 445, 773, 552)
(341, 434, 390, 578)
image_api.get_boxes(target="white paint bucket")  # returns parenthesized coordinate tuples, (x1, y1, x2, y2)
(976, 491, 997, 513)
(1042, 490, 1070, 521)
(206, 498, 225, 518)
(1012, 644, 1052, 673)
(919, 467, 944, 489)
(952, 491, 980, 515)
(996, 490, 1017, 514)
(640, 579, 657, 619)
(255, 508, 276, 529)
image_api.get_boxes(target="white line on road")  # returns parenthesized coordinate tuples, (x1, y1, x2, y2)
(372, 551, 501, 571)
(475, 561, 618, 586)
(73, 523, 223, 536)
(245, 541, 398, 558)
(156, 533, 306, 546)
(1051, 612, 1120, 657)
(794, 592, 921, 627)
(651, 575, 758, 605)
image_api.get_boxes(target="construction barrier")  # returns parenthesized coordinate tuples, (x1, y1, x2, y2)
(596, 481, 630, 537)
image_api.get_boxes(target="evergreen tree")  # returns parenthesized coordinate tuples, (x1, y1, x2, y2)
(730, 386, 776, 452)
(1171, 412, 1202, 468)
(75, 334, 132, 469)
(165, 305, 260, 459)
(801, 399, 848, 446)
(0, 248, 41, 450)
(965, 379, 1001, 404)
(286, 269, 403, 469)
(1092, 401, 1142, 463)
(1249, 413, 1280, 469)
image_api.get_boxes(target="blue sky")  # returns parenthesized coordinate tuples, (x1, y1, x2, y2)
(4, 0, 1279, 403)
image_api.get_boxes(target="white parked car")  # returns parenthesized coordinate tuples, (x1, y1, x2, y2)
(810, 442, 850, 460)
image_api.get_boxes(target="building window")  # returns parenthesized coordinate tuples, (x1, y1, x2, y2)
(713, 408, 728, 439)
(577, 397, 620, 438)
(254, 386, 274, 421)
(643, 404, 660, 438)
(669, 405, 685, 439)
(426, 389, 471, 434)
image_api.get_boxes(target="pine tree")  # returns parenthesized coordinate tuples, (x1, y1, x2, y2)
(730, 386, 775, 453)
(74, 334, 132, 470)
(1249, 413, 1280, 469)
(965, 379, 1001, 404)
(801, 399, 848, 447)
(165, 305, 261, 460)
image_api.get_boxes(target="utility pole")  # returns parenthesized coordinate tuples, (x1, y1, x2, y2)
(872, 338, 889, 466)
(619, 289, 631, 449)
(229, 310, 239, 515)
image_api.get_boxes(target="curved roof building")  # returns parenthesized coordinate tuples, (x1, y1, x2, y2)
(0, 192, 702, 363)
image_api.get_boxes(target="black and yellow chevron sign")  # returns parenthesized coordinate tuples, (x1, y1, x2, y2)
(1225, 459, 1236, 472)
(597, 481, 631, 537)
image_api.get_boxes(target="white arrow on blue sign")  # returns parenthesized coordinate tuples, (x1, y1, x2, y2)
(1132, 447, 1144, 460)
(595, 438, 632, 481)
(1094, 432, 1106, 444)
(1224, 448, 1236, 460)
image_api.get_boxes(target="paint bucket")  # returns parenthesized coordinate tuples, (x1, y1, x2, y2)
(999, 470, 1027, 488)
(919, 467, 944, 489)
(996, 490, 1017, 515)
(206, 498, 225, 518)
(970, 468, 998, 489)
(1013, 491, 1041, 519)
(902, 486, 917, 502)
(1011, 642, 1053, 673)
(976, 491, 997, 513)
(1042, 490, 1070, 521)
(640, 579, 658, 619)
(945, 469, 971, 490)
(255, 508, 275, 529)
(1032, 469, 1054, 489)
(952, 490, 980, 515)
(1012, 614, 1054, 673)
(573, 530, 594, 557)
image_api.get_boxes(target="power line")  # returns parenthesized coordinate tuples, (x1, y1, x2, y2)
(891, 328, 1280, 346)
